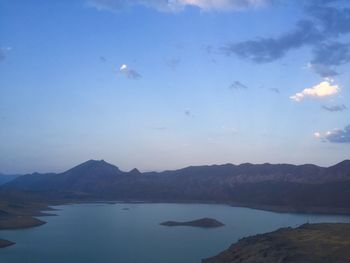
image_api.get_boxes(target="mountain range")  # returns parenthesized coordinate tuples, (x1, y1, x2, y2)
(0, 174, 21, 186)
(2, 159, 350, 213)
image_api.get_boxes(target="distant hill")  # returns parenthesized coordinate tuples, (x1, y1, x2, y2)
(0, 174, 21, 185)
(4, 160, 132, 194)
(2, 160, 350, 213)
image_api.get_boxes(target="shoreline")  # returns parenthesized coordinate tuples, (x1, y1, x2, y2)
(1, 199, 350, 249)
(2, 199, 350, 231)
(109, 199, 350, 215)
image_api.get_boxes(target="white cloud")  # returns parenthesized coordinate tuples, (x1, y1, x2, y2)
(290, 79, 339, 102)
(87, 0, 270, 12)
(118, 64, 142, 80)
(313, 132, 321, 139)
(120, 64, 128, 71)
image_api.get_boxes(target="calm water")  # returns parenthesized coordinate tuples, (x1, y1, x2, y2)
(1, 203, 350, 263)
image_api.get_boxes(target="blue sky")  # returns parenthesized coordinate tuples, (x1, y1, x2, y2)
(1, 0, 349, 173)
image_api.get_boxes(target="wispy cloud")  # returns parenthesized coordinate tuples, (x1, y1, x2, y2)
(203, 45, 214, 54)
(87, 0, 271, 12)
(307, 63, 338, 78)
(180, 0, 270, 11)
(309, 42, 350, 77)
(314, 124, 350, 143)
(221, 1, 350, 77)
(269, 88, 280, 93)
(0, 50, 5, 62)
(290, 79, 339, 102)
(229, 80, 249, 90)
(222, 20, 322, 63)
(153, 126, 167, 131)
(165, 58, 181, 70)
(321, 104, 347, 112)
(259, 85, 280, 93)
(184, 109, 194, 117)
(119, 64, 142, 80)
(0, 47, 12, 62)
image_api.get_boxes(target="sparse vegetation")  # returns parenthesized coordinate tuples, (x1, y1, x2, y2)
(202, 223, 350, 263)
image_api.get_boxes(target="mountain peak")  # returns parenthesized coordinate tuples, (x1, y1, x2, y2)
(336, 160, 350, 165)
(65, 159, 121, 176)
(83, 159, 108, 165)
(129, 168, 141, 175)
(328, 160, 350, 170)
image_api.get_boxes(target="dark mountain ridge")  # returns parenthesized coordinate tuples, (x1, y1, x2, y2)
(145, 160, 349, 184)
(2, 159, 350, 213)
(0, 174, 21, 185)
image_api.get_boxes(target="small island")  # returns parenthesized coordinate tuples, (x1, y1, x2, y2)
(160, 218, 224, 228)
(0, 239, 15, 248)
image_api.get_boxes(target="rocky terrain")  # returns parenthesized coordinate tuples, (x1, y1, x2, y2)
(0, 239, 15, 248)
(202, 223, 350, 263)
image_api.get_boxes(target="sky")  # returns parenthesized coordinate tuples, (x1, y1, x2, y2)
(0, 0, 349, 174)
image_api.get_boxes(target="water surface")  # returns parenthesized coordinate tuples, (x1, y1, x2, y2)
(1, 203, 350, 263)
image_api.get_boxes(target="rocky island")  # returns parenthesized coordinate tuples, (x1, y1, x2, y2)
(0, 239, 15, 248)
(202, 223, 350, 263)
(160, 218, 224, 228)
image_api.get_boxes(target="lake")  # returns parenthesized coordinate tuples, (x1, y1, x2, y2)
(1, 203, 350, 263)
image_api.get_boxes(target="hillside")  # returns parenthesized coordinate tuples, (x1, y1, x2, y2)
(0, 174, 21, 185)
(202, 223, 350, 263)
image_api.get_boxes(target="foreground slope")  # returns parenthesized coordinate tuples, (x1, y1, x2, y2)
(202, 223, 350, 263)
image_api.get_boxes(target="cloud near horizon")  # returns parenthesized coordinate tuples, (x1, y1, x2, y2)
(314, 124, 350, 143)
(290, 79, 339, 102)
(87, 0, 271, 12)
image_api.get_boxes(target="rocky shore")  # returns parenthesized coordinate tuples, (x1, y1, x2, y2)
(202, 223, 350, 263)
